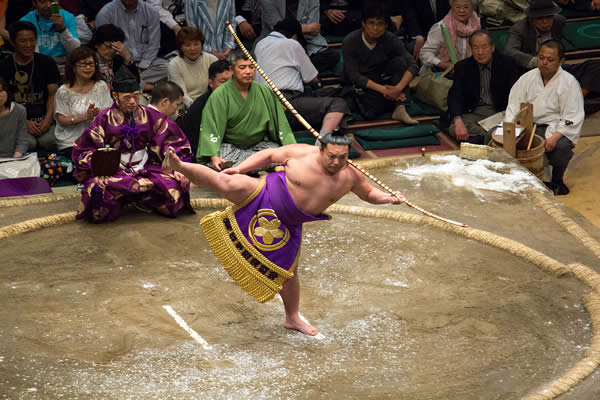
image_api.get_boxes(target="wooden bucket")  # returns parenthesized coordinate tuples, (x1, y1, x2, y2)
(516, 134, 544, 178)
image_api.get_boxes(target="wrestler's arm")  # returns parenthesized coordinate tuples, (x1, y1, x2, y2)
(222, 144, 315, 174)
(351, 171, 405, 205)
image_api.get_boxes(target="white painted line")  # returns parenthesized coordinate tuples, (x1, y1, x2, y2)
(162, 305, 210, 349)
(276, 295, 325, 340)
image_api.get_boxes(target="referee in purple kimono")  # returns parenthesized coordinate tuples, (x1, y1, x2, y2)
(72, 65, 194, 223)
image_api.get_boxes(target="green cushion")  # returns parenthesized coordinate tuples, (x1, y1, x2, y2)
(490, 20, 600, 52)
(294, 132, 317, 145)
(354, 125, 439, 141)
(348, 147, 361, 159)
(489, 29, 509, 51)
(335, 52, 344, 76)
(324, 35, 346, 44)
(355, 135, 440, 150)
(351, 99, 441, 122)
(563, 20, 600, 50)
(406, 100, 443, 116)
(353, 125, 440, 150)
(560, 9, 600, 19)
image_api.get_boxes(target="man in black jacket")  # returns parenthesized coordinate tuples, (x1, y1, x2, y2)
(342, 6, 418, 123)
(504, 0, 565, 71)
(448, 30, 520, 145)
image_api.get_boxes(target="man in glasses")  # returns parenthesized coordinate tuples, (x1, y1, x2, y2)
(71, 64, 194, 223)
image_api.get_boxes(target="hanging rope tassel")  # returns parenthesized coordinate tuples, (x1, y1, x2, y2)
(224, 22, 468, 228)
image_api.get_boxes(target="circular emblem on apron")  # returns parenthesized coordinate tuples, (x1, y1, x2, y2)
(248, 209, 290, 251)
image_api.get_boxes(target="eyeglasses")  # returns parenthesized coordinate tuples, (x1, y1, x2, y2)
(76, 62, 97, 68)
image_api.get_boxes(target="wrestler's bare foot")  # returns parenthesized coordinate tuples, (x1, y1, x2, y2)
(162, 147, 181, 172)
(284, 315, 319, 336)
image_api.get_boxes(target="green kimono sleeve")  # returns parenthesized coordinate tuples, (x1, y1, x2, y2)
(267, 89, 296, 146)
(197, 89, 228, 159)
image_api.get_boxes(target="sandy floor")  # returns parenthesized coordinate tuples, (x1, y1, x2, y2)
(560, 135, 600, 228)
(1, 155, 600, 399)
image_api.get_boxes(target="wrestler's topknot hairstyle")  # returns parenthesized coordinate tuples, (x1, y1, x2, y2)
(319, 130, 353, 150)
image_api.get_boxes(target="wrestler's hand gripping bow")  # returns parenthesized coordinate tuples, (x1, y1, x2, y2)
(225, 22, 467, 228)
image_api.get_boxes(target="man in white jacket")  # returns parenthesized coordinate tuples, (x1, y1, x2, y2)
(505, 40, 584, 195)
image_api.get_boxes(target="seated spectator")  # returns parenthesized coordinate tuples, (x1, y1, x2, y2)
(448, 30, 520, 145)
(179, 59, 231, 160)
(184, 0, 235, 60)
(400, 0, 450, 60)
(420, 0, 480, 72)
(96, 0, 169, 91)
(21, 0, 81, 74)
(149, 80, 184, 119)
(0, 77, 29, 158)
(54, 46, 113, 159)
(88, 24, 135, 89)
(148, 0, 181, 36)
(72, 64, 194, 223)
(235, 0, 261, 40)
(147, 0, 182, 57)
(260, 0, 340, 74)
(255, 18, 350, 134)
(504, 0, 600, 100)
(198, 49, 295, 170)
(320, 0, 362, 37)
(0, 21, 60, 152)
(79, 0, 110, 29)
(168, 27, 218, 108)
(342, 6, 418, 124)
(505, 40, 584, 196)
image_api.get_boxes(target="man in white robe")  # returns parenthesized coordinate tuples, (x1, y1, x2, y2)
(505, 40, 584, 195)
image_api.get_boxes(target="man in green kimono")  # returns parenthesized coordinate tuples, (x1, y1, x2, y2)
(197, 49, 296, 171)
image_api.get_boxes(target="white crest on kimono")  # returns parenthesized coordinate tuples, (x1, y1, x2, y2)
(210, 134, 218, 143)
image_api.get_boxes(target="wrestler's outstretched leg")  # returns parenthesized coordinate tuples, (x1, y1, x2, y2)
(280, 272, 319, 336)
(163, 148, 258, 205)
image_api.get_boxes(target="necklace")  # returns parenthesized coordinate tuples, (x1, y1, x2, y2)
(13, 55, 35, 105)
(35, 13, 55, 34)
(182, 55, 207, 81)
